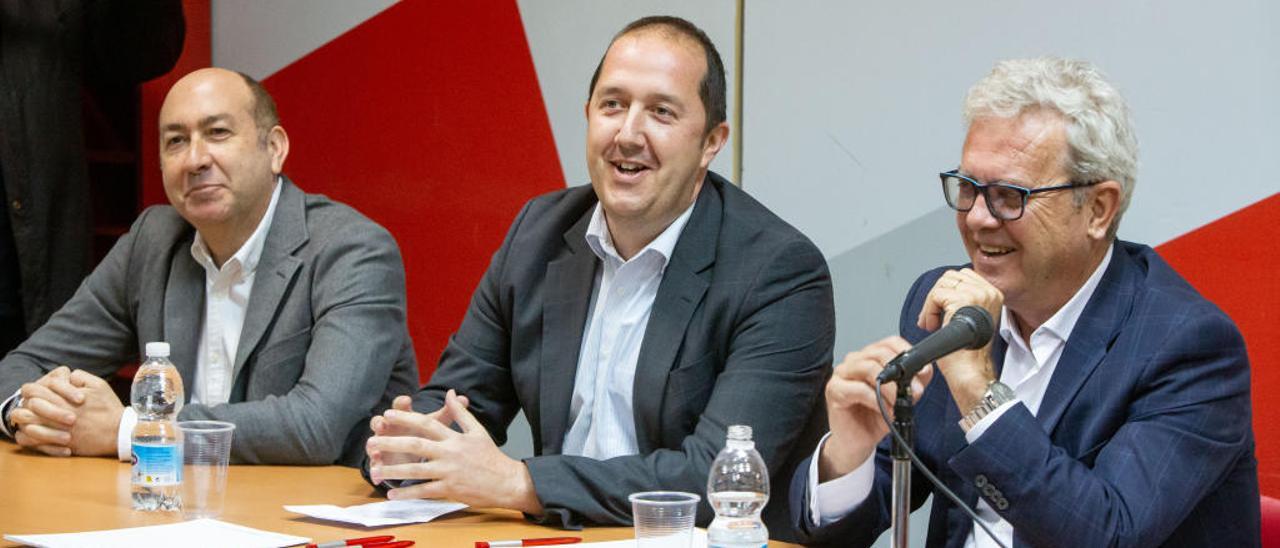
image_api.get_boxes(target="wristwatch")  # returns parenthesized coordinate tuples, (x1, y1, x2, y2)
(4, 394, 22, 433)
(959, 380, 1014, 432)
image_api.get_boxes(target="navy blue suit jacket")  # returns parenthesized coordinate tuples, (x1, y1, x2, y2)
(791, 241, 1259, 547)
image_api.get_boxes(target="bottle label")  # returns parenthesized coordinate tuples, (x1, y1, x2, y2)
(131, 443, 182, 486)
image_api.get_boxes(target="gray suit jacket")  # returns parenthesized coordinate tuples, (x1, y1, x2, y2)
(0, 178, 419, 466)
(396, 172, 833, 541)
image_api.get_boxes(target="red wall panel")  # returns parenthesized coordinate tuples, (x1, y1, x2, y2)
(261, 0, 563, 381)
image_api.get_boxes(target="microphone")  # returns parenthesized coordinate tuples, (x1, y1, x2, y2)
(876, 305, 995, 384)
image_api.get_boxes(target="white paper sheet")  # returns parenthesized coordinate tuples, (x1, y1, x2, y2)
(3, 518, 308, 548)
(284, 499, 468, 527)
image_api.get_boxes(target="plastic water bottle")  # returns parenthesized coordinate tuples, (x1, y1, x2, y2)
(707, 424, 769, 548)
(131, 341, 185, 511)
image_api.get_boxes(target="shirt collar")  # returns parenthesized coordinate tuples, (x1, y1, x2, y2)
(999, 242, 1115, 345)
(190, 176, 283, 275)
(585, 200, 696, 269)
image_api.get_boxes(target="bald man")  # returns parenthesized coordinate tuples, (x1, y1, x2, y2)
(0, 68, 418, 466)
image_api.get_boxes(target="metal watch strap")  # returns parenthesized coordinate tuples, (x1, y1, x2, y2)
(4, 393, 22, 433)
(959, 381, 1014, 432)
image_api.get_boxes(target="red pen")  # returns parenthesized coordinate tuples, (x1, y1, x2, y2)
(364, 542, 414, 548)
(475, 537, 582, 548)
(306, 536, 395, 548)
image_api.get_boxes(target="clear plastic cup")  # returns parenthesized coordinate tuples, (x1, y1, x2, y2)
(629, 491, 700, 547)
(178, 420, 235, 519)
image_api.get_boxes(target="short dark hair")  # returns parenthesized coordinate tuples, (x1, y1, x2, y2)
(587, 16, 726, 135)
(235, 71, 280, 144)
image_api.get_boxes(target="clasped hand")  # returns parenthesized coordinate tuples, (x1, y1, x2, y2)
(366, 389, 542, 515)
(915, 268, 1002, 412)
(11, 366, 124, 457)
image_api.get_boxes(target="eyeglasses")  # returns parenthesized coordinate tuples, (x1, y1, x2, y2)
(939, 170, 1100, 221)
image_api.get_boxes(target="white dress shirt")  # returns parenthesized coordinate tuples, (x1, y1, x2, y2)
(112, 179, 283, 460)
(561, 202, 694, 460)
(808, 244, 1114, 548)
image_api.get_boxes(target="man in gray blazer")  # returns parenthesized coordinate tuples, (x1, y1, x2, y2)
(364, 16, 833, 542)
(0, 68, 419, 467)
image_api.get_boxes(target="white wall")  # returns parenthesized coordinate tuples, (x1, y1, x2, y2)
(745, 0, 1280, 260)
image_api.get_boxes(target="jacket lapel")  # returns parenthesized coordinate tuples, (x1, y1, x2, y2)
(631, 179, 718, 453)
(1035, 245, 1136, 433)
(163, 233, 203, 401)
(230, 178, 306, 391)
(538, 207, 598, 454)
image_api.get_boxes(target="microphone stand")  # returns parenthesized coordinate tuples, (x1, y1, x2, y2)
(891, 376, 915, 548)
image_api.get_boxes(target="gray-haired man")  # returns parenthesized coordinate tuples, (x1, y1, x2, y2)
(791, 57, 1259, 547)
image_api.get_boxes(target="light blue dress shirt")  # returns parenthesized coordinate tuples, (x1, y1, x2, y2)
(561, 201, 695, 460)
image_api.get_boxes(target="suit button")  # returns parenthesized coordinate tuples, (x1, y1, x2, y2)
(10, 199, 21, 211)
(996, 497, 1009, 511)
(974, 474, 988, 488)
(982, 484, 997, 498)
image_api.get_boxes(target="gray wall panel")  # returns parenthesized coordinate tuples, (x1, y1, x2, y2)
(743, 0, 1280, 260)
(212, 0, 398, 79)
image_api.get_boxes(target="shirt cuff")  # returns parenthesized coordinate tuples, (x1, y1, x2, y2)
(0, 390, 20, 439)
(116, 407, 138, 462)
(808, 432, 876, 526)
(963, 399, 1019, 443)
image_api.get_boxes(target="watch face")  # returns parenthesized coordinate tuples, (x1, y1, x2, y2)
(990, 381, 1016, 402)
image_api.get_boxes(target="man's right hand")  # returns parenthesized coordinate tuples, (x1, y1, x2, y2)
(11, 366, 84, 457)
(818, 336, 933, 482)
(366, 392, 470, 471)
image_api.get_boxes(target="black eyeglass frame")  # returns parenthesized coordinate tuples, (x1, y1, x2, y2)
(939, 170, 1101, 221)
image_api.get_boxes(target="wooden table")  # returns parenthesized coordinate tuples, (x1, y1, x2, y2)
(0, 444, 800, 547)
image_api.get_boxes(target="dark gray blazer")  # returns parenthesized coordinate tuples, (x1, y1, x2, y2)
(400, 172, 833, 541)
(0, 0, 185, 333)
(0, 178, 420, 467)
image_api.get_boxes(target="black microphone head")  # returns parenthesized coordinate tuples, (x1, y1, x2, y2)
(953, 306, 995, 349)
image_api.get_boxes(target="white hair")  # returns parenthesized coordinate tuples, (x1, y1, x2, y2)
(963, 57, 1138, 239)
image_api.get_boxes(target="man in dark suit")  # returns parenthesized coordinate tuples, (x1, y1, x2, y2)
(0, 68, 419, 467)
(365, 16, 833, 541)
(0, 1, 186, 354)
(790, 57, 1259, 547)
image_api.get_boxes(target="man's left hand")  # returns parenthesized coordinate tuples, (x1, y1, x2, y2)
(916, 268, 1003, 413)
(367, 390, 543, 515)
(64, 369, 125, 457)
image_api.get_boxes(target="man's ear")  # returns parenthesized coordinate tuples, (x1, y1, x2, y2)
(1087, 180, 1122, 240)
(699, 122, 730, 169)
(268, 125, 289, 174)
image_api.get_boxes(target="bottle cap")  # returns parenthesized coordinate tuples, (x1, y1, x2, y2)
(145, 342, 170, 358)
